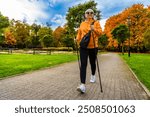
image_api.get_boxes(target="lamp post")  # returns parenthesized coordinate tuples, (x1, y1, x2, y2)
(127, 16, 131, 57)
(0, 33, 4, 47)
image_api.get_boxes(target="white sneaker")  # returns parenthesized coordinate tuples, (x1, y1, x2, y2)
(90, 75, 96, 83)
(77, 84, 86, 93)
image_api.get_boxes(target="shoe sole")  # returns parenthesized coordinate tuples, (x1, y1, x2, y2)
(90, 80, 96, 83)
(77, 88, 85, 94)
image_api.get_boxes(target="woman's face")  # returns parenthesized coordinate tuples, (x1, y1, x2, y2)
(85, 10, 94, 19)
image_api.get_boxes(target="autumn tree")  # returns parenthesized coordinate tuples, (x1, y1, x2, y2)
(53, 26, 65, 47)
(104, 4, 150, 52)
(104, 14, 121, 49)
(9, 20, 30, 48)
(126, 4, 149, 52)
(4, 28, 16, 53)
(111, 24, 129, 54)
(4, 31, 16, 46)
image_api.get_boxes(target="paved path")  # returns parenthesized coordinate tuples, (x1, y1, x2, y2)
(0, 53, 149, 100)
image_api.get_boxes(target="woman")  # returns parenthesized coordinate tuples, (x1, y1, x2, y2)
(76, 8, 102, 93)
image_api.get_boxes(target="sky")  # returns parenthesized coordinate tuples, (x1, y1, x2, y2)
(0, 0, 150, 30)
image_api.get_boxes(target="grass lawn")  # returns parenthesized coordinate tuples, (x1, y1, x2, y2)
(120, 53, 150, 91)
(0, 53, 77, 80)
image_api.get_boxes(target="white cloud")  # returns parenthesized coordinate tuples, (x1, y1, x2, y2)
(48, 0, 57, 7)
(1, 0, 149, 30)
(96, 0, 150, 17)
(0, 0, 49, 24)
(48, 0, 73, 7)
(100, 18, 107, 31)
(51, 14, 66, 26)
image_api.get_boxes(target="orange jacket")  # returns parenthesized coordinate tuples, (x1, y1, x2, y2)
(76, 19, 102, 48)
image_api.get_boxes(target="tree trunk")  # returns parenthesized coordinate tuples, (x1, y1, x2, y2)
(122, 43, 124, 55)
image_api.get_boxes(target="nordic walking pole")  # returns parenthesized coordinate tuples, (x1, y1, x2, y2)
(75, 38, 81, 70)
(74, 27, 81, 71)
(91, 29, 103, 93)
(95, 50, 103, 92)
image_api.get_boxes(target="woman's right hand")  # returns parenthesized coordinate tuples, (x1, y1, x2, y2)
(90, 24, 94, 31)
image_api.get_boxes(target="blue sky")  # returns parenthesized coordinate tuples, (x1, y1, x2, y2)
(0, 0, 150, 30)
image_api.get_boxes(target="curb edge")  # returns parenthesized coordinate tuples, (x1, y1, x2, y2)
(119, 54, 150, 99)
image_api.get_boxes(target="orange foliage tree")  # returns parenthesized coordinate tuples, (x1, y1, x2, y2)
(104, 4, 150, 52)
(4, 29, 16, 47)
(53, 26, 65, 47)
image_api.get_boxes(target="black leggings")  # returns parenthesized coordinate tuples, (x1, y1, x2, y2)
(79, 48, 98, 84)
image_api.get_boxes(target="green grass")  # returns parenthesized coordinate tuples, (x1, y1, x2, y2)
(120, 53, 150, 91)
(0, 53, 77, 79)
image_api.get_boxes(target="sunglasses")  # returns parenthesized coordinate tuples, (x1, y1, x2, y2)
(86, 12, 94, 14)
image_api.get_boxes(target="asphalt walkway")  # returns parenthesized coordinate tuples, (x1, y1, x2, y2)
(0, 53, 149, 100)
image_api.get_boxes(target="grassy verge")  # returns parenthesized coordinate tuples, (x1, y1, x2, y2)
(0, 53, 77, 80)
(120, 53, 150, 91)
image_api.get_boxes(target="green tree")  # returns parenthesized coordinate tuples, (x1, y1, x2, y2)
(42, 35, 53, 47)
(98, 34, 108, 50)
(66, 0, 100, 28)
(62, 34, 74, 50)
(10, 20, 30, 48)
(0, 12, 9, 30)
(31, 23, 41, 36)
(144, 28, 150, 51)
(38, 27, 54, 47)
(65, 0, 101, 50)
(111, 24, 130, 55)
(30, 23, 41, 48)
(0, 12, 9, 47)
(66, 0, 101, 38)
